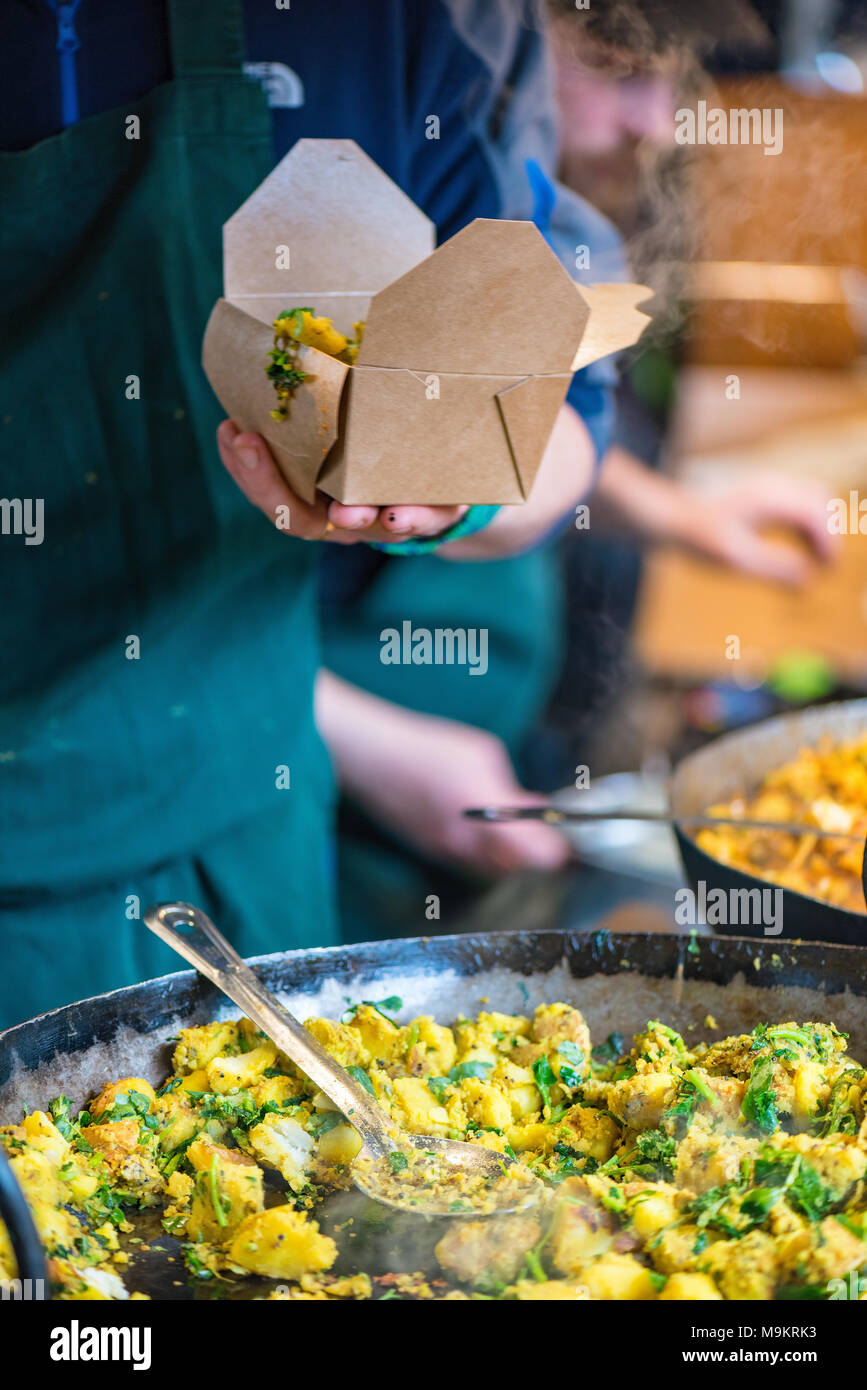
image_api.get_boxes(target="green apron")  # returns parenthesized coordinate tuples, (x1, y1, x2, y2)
(0, 0, 337, 1029)
(322, 547, 563, 942)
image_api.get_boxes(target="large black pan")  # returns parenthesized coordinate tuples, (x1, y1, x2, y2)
(1, 928, 866, 1298)
(670, 698, 867, 946)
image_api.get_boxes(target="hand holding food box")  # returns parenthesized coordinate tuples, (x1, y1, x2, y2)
(203, 140, 651, 507)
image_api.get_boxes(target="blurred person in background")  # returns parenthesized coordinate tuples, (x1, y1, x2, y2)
(319, 0, 838, 944)
(534, 0, 840, 779)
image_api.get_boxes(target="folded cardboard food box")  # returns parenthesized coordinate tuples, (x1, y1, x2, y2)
(203, 139, 651, 506)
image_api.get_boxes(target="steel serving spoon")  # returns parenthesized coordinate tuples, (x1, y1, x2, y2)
(144, 902, 541, 1216)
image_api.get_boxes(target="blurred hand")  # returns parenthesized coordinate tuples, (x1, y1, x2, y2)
(680, 474, 838, 585)
(593, 448, 838, 586)
(316, 673, 570, 877)
(217, 421, 468, 543)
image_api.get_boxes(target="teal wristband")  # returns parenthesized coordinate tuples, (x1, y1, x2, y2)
(371, 505, 500, 556)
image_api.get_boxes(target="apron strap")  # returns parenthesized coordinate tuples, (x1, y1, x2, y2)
(168, 0, 246, 75)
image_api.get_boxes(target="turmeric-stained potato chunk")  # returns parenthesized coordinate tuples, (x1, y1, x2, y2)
(607, 1069, 678, 1130)
(205, 1042, 277, 1095)
(435, 1215, 541, 1291)
(317, 1121, 362, 1169)
(85, 1119, 141, 1159)
(786, 1217, 867, 1284)
(172, 1022, 240, 1075)
(702, 1231, 778, 1301)
(402, 1017, 457, 1077)
(248, 1113, 314, 1192)
(658, 1273, 722, 1301)
(507, 1121, 559, 1155)
(20, 1111, 72, 1163)
(549, 1197, 615, 1276)
(304, 1017, 370, 1070)
(347, 1004, 401, 1063)
(228, 1206, 337, 1281)
(581, 1253, 658, 1301)
(772, 1132, 866, 1202)
(251, 1075, 303, 1108)
(459, 1077, 512, 1132)
(675, 1129, 759, 1195)
(650, 1223, 705, 1276)
(512, 1279, 588, 1300)
(155, 1092, 201, 1153)
(391, 1077, 450, 1135)
(186, 1136, 264, 1244)
(493, 1060, 540, 1121)
(556, 1106, 620, 1163)
(90, 1078, 156, 1120)
(624, 1187, 679, 1242)
(531, 1003, 591, 1055)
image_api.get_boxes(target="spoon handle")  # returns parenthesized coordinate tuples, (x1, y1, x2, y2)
(144, 901, 394, 1158)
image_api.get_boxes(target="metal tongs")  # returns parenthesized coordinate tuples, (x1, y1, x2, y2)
(464, 806, 866, 842)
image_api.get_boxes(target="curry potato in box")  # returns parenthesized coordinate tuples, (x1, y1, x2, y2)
(202, 139, 651, 506)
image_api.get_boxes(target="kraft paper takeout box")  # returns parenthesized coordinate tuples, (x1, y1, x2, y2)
(203, 139, 651, 506)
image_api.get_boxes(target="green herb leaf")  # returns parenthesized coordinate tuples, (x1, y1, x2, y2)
(346, 1065, 376, 1096)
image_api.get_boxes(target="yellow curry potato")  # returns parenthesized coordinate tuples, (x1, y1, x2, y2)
(512, 1278, 589, 1300)
(507, 1121, 559, 1155)
(172, 1022, 240, 1075)
(391, 1076, 451, 1135)
(8, 1147, 65, 1207)
(659, 1272, 722, 1300)
(402, 1016, 457, 1076)
(179, 1068, 209, 1093)
(228, 1206, 337, 1281)
(626, 1189, 680, 1242)
(650, 1223, 705, 1276)
(549, 1197, 615, 1276)
(701, 1230, 779, 1301)
(772, 1131, 867, 1200)
(0, 1220, 16, 1281)
(347, 1004, 401, 1063)
(675, 1128, 759, 1195)
(460, 1077, 512, 1132)
(789, 1217, 867, 1284)
(304, 1017, 370, 1070)
(317, 1120, 362, 1168)
(90, 1077, 156, 1120)
(20, 1111, 72, 1164)
(86, 1119, 141, 1160)
(247, 1113, 314, 1192)
(251, 1074, 303, 1108)
(155, 1091, 202, 1153)
(435, 1215, 541, 1290)
(30, 1200, 83, 1253)
(557, 1106, 620, 1163)
(581, 1252, 659, 1301)
(608, 1068, 678, 1130)
(531, 1003, 591, 1053)
(205, 1041, 277, 1094)
(186, 1135, 264, 1244)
